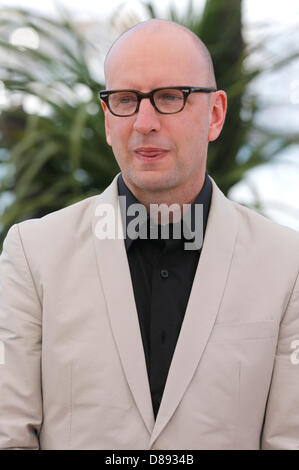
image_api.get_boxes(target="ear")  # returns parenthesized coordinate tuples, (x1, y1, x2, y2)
(100, 100, 112, 147)
(208, 90, 227, 142)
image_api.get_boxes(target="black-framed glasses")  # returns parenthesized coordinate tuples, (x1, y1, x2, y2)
(99, 86, 217, 116)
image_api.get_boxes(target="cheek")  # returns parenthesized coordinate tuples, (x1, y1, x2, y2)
(173, 117, 206, 152)
(108, 120, 132, 163)
(171, 114, 209, 171)
(108, 118, 129, 145)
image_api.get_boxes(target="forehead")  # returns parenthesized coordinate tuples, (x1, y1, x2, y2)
(105, 28, 208, 90)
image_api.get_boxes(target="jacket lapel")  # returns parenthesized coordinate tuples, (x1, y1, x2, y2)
(91, 173, 155, 435)
(149, 178, 239, 446)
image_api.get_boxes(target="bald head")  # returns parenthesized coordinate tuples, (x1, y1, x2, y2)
(104, 19, 216, 89)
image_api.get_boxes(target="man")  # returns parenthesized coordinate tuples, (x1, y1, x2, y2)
(0, 19, 299, 450)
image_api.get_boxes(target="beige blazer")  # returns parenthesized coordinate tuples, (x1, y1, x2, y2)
(0, 173, 299, 450)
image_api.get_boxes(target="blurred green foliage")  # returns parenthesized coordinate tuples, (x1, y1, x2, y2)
(0, 5, 119, 244)
(0, 0, 298, 245)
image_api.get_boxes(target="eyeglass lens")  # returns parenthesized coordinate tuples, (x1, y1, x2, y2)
(108, 89, 185, 115)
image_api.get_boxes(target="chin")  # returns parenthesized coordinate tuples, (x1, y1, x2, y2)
(130, 171, 178, 192)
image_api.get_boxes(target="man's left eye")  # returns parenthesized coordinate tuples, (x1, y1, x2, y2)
(163, 94, 180, 101)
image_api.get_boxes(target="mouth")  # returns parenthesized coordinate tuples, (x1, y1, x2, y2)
(134, 147, 169, 161)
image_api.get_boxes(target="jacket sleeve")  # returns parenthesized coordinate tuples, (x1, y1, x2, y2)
(261, 270, 299, 449)
(0, 224, 42, 449)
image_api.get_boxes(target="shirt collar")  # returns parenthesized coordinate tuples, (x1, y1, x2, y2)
(117, 171, 212, 251)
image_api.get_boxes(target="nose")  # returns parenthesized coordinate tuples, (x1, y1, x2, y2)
(133, 97, 161, 135)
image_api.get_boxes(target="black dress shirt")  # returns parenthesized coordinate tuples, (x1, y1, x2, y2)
(117, 172, 212, 418)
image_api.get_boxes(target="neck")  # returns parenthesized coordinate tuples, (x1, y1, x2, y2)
(123, 172, 206, 224)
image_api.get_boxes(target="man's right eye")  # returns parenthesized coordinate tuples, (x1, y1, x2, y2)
(119, 96, 134, 103)
(113, 94, 136, 105)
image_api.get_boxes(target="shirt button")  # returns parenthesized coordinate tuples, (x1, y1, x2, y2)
(160, 269, 169, 278)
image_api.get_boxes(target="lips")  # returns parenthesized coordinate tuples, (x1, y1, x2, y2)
(134, 147, 169, 159)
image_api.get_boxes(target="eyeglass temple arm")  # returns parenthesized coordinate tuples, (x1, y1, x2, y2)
(189, 87, 217, 93)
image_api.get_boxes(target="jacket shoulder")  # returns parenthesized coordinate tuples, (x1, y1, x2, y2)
(231, 199, 299, 253)
(15, 174, 120, 240)
(14, 194, 100, 247)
